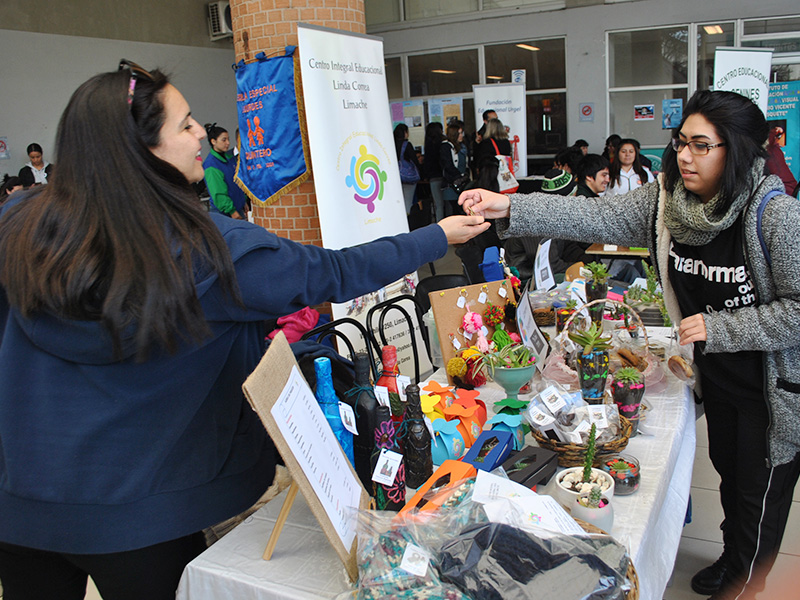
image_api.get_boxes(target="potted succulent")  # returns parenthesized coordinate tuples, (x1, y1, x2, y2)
(568, 322, 612, 404)
(600, 455, 641, 496)
(611, 366, 645, 435)
(464, 343, 536, 400)
(625, 260, 672, 327)
(555, 299, 579, 333)
(583, 262, 610, 326)
(554, 424, 615, 509)
(572, 485, 614, 532)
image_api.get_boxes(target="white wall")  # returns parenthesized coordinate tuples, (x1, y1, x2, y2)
(0, 29, 237, 175)
(374, 0, 798, 151)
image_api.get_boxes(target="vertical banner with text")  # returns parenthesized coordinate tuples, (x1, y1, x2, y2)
(298, 23, 431, 378)
(473, 83, 528, 178)
(713, 47, 774, 114)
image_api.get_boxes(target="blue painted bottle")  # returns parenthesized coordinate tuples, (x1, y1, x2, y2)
(314, 357, 354, 466)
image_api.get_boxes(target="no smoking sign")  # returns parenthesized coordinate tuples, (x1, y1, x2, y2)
(579, 103, 594, 123)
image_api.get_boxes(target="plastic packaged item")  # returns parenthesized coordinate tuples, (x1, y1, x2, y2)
(437, 522, 631, 600)
(401, 460, 477, 516)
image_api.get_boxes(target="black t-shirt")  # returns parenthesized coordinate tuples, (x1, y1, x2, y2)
(668, 216, 763, 400)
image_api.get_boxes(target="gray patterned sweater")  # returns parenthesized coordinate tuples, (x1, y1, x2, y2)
(498, 174, 800, 466)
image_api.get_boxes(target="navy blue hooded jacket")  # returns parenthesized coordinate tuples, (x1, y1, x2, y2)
(0, 200, 446, 553)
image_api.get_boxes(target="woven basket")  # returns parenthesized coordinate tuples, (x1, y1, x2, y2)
(575, 518, 640, 600)
(532, 415, 633, 467)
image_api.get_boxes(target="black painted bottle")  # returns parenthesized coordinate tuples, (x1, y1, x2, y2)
(402, 384, 433, 489)
(345, 352, 379, 492)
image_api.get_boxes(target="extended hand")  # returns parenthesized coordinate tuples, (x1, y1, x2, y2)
(678, 313, 707, 345)
(438, 215, 491, 245)
(458, 188, 511, 219)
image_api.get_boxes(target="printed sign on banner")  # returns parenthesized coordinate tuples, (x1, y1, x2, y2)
(713, 47, 773, 114)
(298, 23, 432, 378)
(473, 83, 528, 178)
(767, 81, 800, 183)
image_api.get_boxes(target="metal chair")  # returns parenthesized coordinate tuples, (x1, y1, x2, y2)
(366, 295, 428, 383)
(300, 317, 381, 381)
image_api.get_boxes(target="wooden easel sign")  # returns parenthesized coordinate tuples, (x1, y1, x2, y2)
(242, 332, 370, 582)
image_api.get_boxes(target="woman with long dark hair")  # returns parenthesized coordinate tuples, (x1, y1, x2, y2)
(203, 122, 249, 219)
(461, 90, 800, 600)
(0, 61, 488, 599)
(393, 122, 420, 215)
(605, 138, 654, 196)
(18, 142, 53, 186)
(423, 121, 445, 222)
(440, 119, 469, 216)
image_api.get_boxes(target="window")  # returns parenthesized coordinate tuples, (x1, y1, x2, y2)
(385, 57, 403, 99)
(526, 93, 567, 155)
(484, 39, 566, 90)
(365, 0, 401, 27)
(404, 0, 478, 21)
(408, 49, 479, 97)
(609, 27, 688, 88)
(609, 89, 687, 144)
(697, 22, 735, 91)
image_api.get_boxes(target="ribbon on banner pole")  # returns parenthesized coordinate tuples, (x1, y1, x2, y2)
(233, 46, 310, 206)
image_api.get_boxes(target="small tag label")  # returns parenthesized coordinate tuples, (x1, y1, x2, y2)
(587, 405, 609, 430)
(374, 386, 391, 408)
(424, 415, 435, 439)
(480, 326, 489, 337)
(397, 375, 411, 403)
(457, 296, 467, 309)
(372, 449, 403, 486)
(339, 402, 358, 435)
(452, 337, 462, 350)
(498, 287, 507, 298)
(539, 385, 567, 414)
(400, 543, 430, 577)
(527, 405, 556, 427)
(463, 330, 473, 340)
(478, 292, 488, 304)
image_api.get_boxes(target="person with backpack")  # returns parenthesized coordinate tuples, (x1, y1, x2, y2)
(461, 89, 800, 600)
(394, 123, 420, 215)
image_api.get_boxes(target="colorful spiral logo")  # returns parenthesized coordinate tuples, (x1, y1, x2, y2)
(345, 145, 387, 213)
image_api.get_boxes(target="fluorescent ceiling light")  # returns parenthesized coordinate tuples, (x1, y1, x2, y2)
(431, 69, 456, 74)
(487, 75, 504, 80)
(516, 43, 540, 51)
(703, 25, 724, 34)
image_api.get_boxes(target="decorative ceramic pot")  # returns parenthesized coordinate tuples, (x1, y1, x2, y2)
(572, 493, 614, 532)
(576, 350, 610, 404)
(600, 454, 641, 496)
(491, 364, 535, 401)
(554, 466, 615, 510)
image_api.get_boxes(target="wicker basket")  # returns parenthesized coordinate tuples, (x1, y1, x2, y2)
(575, 518, 640, 600)
(532, 415, 633, 467)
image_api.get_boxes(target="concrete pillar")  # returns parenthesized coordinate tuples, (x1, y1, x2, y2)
(230, 0, 366, 245)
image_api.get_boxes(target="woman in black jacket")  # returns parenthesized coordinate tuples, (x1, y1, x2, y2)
(18, 143, 53, 187)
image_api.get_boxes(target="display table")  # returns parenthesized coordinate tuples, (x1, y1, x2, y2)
(177, 371, 694, 600)
(587, 243, 650, 258)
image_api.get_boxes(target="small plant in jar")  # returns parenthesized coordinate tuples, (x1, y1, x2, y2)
(611, 366, 645, 434)
(568, 322, 612, 404)
(583, 262, 610, 325)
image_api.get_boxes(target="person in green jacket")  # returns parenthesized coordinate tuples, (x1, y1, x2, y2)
(203, 123, 248, 219)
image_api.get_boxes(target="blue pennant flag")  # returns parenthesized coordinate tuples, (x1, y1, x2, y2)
(234, 47, 309, 206)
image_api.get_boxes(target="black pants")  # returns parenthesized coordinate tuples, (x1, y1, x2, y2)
(703, 378, 800, 597)
(0, 532, 206, 600)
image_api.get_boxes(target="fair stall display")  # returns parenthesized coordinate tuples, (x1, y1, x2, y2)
(178, 278, 696, 600)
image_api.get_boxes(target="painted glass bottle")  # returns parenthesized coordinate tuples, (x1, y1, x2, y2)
(345, 352, 379, 491)
(314, 357, 354, 466)
(372, 405, 405, 510)
(403, 384, 433, 489)
(376, 346, 406, 446)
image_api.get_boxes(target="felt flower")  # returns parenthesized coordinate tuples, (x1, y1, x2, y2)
(447, 357, 467, 378)
(386, 463, 406, 504)
(374, 421, 395, 449)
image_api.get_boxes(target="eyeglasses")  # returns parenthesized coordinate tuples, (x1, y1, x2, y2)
(118, 59, 153, 106)
(671, 138, 726, 156)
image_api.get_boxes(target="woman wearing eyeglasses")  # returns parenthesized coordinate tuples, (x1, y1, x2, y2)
(0, 63, 489, 599)
(461, 90, 800, 600)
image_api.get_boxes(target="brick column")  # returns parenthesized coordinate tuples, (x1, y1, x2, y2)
(230, 0, 366, 247)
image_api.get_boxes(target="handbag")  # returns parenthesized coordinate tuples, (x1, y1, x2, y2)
(491, 139, 519, 194)
(399, 141, 420, 184)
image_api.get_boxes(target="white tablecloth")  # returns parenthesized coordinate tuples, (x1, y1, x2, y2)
(177, 375, 695, 600)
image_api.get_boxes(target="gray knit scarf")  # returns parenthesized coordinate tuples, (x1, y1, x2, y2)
(663, 158, 766, 246)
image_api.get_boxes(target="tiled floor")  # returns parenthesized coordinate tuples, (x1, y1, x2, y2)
(75, 250, 800, 600)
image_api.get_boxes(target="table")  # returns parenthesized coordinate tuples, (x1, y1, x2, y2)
(177, 366, 694, 600)
(587, 243, 650, 258)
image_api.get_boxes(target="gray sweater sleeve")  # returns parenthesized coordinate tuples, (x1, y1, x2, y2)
(496, 180, 660, 247)
(703, 194, 800, 354)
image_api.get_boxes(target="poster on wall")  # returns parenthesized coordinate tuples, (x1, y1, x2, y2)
(428, 97, 463, 127)
(402, 100, 425, 149)
(473, 83, 528, 178)
(634, 104, 655, 121)
(767, 80, 800, 183)
(713, 47, 773, 114)
(662, 99, 683, 130)
(298, 23, 432, 377)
